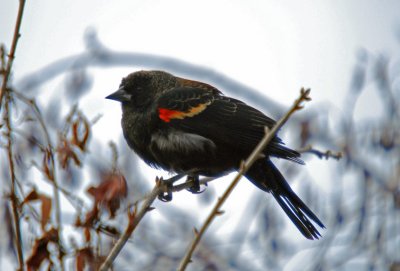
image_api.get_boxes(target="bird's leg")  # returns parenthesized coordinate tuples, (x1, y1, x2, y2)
(163, 174, 185, 185)
(186, 175, 204, 194)
(158, 174, 185, 202)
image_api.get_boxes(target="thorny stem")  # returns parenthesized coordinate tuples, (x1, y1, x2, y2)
(99, 178, 165, 271)
(177, 88, 312, 271)
(4, 92, 24, 270)
(0, 0, 26, 110)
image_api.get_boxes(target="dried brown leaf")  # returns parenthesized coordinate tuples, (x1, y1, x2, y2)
(76, 247, 95, 271)
(22, 190, 52, 231)
(57, 137, 81, 169)
(75, 206, 99, 242)
(26, 228, 58, 271)
(84, 227, 91, 243)
(42, 150, 54, 180)
(22, 190, 40, 205)
(87, 173, 128, 217)
(40, 195, 52, 231)
(71, 115, 90, 151)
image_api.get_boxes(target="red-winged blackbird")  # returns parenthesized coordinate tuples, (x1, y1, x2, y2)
(106, 70, 325, 239)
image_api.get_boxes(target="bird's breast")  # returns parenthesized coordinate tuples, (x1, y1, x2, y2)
(121, 108, 156, 165)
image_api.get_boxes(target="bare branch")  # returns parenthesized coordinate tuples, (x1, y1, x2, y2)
(97, 175, 219, 270)
(177, 88, 312, 271)
(297, 144, 343, 160)
(98, 177, 167, 271)
(0, 1, 27, 269)
(0, 0, 26, 110)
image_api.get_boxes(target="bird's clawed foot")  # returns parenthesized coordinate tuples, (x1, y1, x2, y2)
(158, 185, 172, 202)
(186, 175, 205, 194)
(157, 174, 205, 201)
(157, 174, 184, 202)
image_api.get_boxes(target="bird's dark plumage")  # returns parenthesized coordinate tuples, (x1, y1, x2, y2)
(106, 70, 325, 239)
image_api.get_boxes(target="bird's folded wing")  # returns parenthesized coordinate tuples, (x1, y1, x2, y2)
(154, 87, 302, 163)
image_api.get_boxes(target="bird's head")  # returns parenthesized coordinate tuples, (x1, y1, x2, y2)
(106, 70, 177, 108)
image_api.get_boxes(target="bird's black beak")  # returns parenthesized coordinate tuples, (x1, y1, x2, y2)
(105, 87, 131, 102)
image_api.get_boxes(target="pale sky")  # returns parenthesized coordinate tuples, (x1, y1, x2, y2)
(1, 1, 399, 117)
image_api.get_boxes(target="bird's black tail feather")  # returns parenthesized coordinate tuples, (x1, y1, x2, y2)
(245, 159, 325, 240)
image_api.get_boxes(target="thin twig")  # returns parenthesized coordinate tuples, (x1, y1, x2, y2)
(98, 178, 167, 271)
(0, 0, 26, 110)
(0, 2, 27, 266)
(297, 144, 342, 160)
(4, 91, 24, 270)
(109, 141, 119, 171)
(177, 88, 312, 271)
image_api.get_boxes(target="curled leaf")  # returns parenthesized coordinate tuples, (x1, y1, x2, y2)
(71, 115, 90, 152)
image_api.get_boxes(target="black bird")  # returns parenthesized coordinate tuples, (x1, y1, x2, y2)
(106, 70, 325, 239)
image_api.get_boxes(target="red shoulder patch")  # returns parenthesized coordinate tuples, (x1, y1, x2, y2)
(158, 108, 182, 122)
(158, 102, 211, 123)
